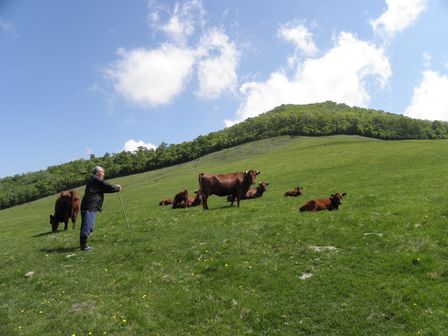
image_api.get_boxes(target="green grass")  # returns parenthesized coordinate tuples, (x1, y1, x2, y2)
(2, 135, 448, 335)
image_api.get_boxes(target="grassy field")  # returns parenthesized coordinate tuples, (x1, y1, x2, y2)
(1, 135, 448, 335)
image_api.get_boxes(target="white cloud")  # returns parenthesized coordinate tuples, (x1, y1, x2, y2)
(123, 139, 158, 152)
(370, 0, 427, 39)
(149, 0, 204, 44)
(227, 32, 391, 125)
(404, 70, 448, 121)
(196, 29, 239, 98)
(279, 23, 318, 57)
(105, 0, 238, 107)
(105, 45, 195, 106)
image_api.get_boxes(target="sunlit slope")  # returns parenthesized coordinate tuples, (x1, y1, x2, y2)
(1, 135, 448, 335)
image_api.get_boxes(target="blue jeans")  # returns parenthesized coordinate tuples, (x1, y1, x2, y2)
(80, 210, 97, 246)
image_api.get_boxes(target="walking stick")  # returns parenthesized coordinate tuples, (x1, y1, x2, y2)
(117, 192, 132, 235)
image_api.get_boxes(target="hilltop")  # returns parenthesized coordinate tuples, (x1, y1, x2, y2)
(1, 101, 448, 210)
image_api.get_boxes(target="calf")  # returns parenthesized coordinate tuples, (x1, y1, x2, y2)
(299, 192, 347, 212)
(159, 199, 173, 206)
(49, 190, 80, 232)
(284, 186, 303, 197)
(187, 190, 202, 207)
(172, 190, 188, 209)
(227, 181, 269, 201)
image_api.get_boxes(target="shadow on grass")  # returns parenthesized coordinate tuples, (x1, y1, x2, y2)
(201, 205, 239, 211)
(32, 231, 60, 238)
(40, 247, 79, 254)
(33, 229, 75, 238)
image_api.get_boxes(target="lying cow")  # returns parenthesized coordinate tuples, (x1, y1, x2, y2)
(187, 190, 202, 207)
(172, 190, 188, 209)
(49, 190, 80, 232)
(284, 186, 304, 197)
(199, 170, 260, 209)
(226, 181, 269, 201)
(159, 199, 173, 206)
(299, 192, 347, 212)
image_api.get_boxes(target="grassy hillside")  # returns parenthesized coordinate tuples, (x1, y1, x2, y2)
(3, 101, 448, 210)
(1, 135, 448, 335)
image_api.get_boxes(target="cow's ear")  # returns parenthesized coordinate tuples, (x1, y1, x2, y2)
(244, 170, 249, 174)
(49, 215, 53, 220)
(256, 170, 260, 175)
(330, 194, 335, 198)
(342, 192, 347, 196)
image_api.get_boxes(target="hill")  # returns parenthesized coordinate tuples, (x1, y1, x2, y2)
(1, 101, 448, 210)
(1, 135, 448, 335)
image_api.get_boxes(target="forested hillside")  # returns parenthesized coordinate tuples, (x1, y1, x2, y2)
(1, 101, 447, 209)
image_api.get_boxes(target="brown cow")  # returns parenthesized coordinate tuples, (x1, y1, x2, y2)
(172, 190, 188, 209)
(187, 190, 202, 207)
(159, 199, 173, 206)
(226, 181, 269, 201)
(284, 186, 303, 197)
(299, 192, 347, 212)
(49, 190, 80, 232)
(199, 170, 260, 209)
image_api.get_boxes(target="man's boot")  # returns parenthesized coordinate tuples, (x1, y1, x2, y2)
(80, 236, 93, 251)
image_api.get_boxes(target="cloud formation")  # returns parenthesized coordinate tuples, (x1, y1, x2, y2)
(123, 139, 158, 152)
(106, 0, 238, 107)
(279, 22, 318, 57)
(370, 0, 427, 39)
(106, 46, 195, 106)
(404, 70, 448, 121)
(196, 29, 239, 98)
(226, 31, 391, 126)
(149, 0, 204, 45)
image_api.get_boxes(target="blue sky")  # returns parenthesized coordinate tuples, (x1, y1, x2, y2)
(1, 0, 448, 178)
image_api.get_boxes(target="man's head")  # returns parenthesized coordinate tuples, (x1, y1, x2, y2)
(93, 166, 105, 178)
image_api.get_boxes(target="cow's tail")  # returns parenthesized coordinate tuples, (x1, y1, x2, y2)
(198, 173, 204, 193)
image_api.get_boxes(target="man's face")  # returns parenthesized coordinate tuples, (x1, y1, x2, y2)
(96, 170, 105, 178)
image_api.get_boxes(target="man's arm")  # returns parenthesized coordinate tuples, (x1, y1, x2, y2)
(99, 179, 121, 193)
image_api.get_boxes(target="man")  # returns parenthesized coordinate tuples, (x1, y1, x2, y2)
(80, 166, 121, 251)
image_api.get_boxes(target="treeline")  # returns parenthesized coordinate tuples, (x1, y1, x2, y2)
(1, 101, 447, 209)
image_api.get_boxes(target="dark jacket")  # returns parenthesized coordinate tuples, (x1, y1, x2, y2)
(81, 175, 120, 212)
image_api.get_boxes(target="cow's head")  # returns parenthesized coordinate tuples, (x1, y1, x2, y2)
(49, 215, 58, 232)
(257, 181, 269, 191)
(330, 192, 347, 207)
(296, 186, 304, 196)
(244, 170, 260, 184)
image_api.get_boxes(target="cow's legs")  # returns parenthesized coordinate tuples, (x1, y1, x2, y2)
(71, 215, 77, 230)
(229, 193, 237, 207)
(202, 195, 209, 209)
(64, 220, 68, 230)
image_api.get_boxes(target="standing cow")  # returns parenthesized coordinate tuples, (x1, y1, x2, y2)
(199, 170, 260, 209)
(49, 190, 80, 232)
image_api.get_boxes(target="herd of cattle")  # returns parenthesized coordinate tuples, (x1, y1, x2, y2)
(49, 169, 346, 232)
